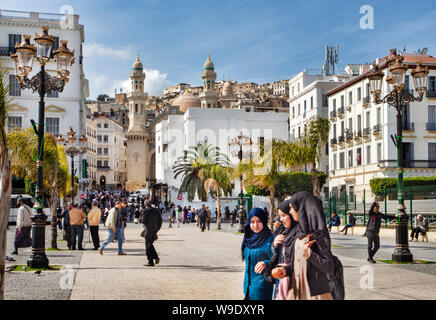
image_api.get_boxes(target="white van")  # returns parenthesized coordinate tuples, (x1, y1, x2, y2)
(9, 194, 52, 225)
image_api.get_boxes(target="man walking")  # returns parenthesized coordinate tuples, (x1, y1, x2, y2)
(142, 201, 162, 266)
(88, 200, 102, 250)
(70, 203, 87, 250)
(197, 205, 207, 232)
(206, 206, 212, 231)
(99, 201, 126, 255)
(11, 198, 32, 255)
(58, 203, 72, 249)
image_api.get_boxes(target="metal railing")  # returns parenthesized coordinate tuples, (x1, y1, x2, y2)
(426, 123, 436, 131)
(354, 130, 362, 138)
(363, 96, 370, 103)
(372, 124, 381, 133)
(345, 132, 353, 140)
(402, 122, 414, 131)
(330, 110, 336, 118)
(330, 138, 337, 145)
(337, 107, 345, 115)
(363, 127, 371, 136)
(97, 166, 110, 170)
(378, 160, 436, 168)
(338, 135, 345, 143)
(426, 91, 436, 98)
(0, 46, 15, 56)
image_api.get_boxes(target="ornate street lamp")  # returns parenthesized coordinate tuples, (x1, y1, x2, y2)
(12, 26, 75, 268)
(367, 48, 429, 262)
(229, 132, 253, 232)
(57, 127, 88, 206)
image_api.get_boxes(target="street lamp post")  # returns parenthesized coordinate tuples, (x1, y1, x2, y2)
(57, 127, 88, 205)
(12, 27, 75, 268)
(229, 132, 253, 232)
(368, 49, 429, 263)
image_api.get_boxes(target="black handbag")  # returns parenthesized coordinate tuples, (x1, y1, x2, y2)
(140, 228, 146, 238)
(326, 255, 345, 300)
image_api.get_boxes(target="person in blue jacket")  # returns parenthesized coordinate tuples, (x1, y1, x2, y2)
(241, 207, 274, 300)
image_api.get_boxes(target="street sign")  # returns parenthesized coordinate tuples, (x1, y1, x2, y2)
(80, 194, 85, 199)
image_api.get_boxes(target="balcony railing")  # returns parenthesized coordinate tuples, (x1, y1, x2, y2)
(330, 110, 336, 118)
(379, 160, 436, 169)
(337, 107, 345, 116)
(372, 124, 381, 133)
(97, 166, 110, 170)
(427, 123, 436, 131)
(354, 130, 362, 138)
(0, 46, 15, 56)
(363, 127, 371, 136)
(345, 132, 353, 140)
(426, 91, 436, 98)
(402, 122, 414, 131)
(338, 135, 345, 143)
(363, 96, 370, 103)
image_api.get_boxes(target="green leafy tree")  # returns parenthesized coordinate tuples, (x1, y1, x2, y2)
(8, 129, 70, 249)
(203, 164, 233, 230)
(302, 118, 330, 196)
(173, 142, 230, 202)
(0, 64, 14, 300)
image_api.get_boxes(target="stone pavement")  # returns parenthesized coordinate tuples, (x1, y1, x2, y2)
(69, 222, 436, 300)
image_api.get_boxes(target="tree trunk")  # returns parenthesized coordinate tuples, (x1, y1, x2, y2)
(312, 161, 320, 197)
(50, 179, 58, 249)
(269, 185, 275, 229)
(0, 149, 12, 300)
(216, 194, 221, 230)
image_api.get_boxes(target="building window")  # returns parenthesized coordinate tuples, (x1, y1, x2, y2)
(104, 123, 108, 128)
(47, 90, 58, 98)
(366, 111, 370, 128)
(7, 116, 22, 131)
(104, 135, 108, 142)
(97, 148, 102, 155)
(348, 150, 353, 167)
(377, 143, 382, 162)
(9, 75, 21, 96)
(46, 117, 59, 136)
(429, 105, 436, 124)
(135, 104, 138, 113)
(333, 99, 336, 110)
(377, 107, 381, 125)
(97, 123, 101, 128)
(9, 34, 21, 52)
(349, 91, 353, 105)
(104, 148, 108, 155)
(341, 95, 344, 108)
(429, 76, 436, 92)
(366, 145, 371, 164)
(310, 96, 313, 109)
(97, 160, 102, 167)
(298, 104, 300, 115)
(97, 135, 102, 142)
(104, 160, 108, 167)
(357, 147, 362, 165)
(357, 87, 362, 101)
(333, 154, 337, 170)
(429, 143, 436, 163)
(339, 152, 344, 169)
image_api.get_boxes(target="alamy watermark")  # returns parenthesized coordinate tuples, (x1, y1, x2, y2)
(59, 265, 75, 290)
(360, 265, 374, 290)
(360, 5, 374, 30)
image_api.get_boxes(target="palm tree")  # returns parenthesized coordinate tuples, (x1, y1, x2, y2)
(0, 64, 14, 300)
(8, 129, 69, 249)
(302, 118, 330, 196)
(203, 164, 233, 230)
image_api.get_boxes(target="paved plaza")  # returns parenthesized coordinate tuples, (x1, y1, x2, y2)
(5, 221, 436, 300)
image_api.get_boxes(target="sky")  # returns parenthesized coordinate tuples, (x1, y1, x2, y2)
(2, 0, 436, 99)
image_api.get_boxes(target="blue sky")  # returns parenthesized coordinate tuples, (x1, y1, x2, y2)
(2, 0, 436, 99)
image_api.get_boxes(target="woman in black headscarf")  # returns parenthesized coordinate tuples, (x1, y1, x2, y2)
(271, 191, 334, 300)
(266, 199, 299, 299)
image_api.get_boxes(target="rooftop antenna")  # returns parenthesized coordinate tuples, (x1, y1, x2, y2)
(322, 44, 339, 76)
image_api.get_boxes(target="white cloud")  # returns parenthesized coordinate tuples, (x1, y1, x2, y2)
(83, 43, 134, 60)
(87, 68, 171, 99)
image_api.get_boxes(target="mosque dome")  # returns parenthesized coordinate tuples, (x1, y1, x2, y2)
(171, 91, 201, 112)
(203, 53, 214, 70)
(132, 55, 143, 70)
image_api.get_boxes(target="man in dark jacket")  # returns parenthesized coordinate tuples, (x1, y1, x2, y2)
(327, 212, 341, 232)
(366, 202, 396, 264)
(197, 205, 207, 232)
(58, 203, 72, 249)
(142, 201, 162, 266)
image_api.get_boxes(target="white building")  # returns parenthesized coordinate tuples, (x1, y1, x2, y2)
(288, 70, 352, 193)
(327, 52, 436, 201)
(1, 9, 88, 180)
(273, 80, 289, 96)
(90, 115, 127, 190)
(155, 107, 289, 209)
